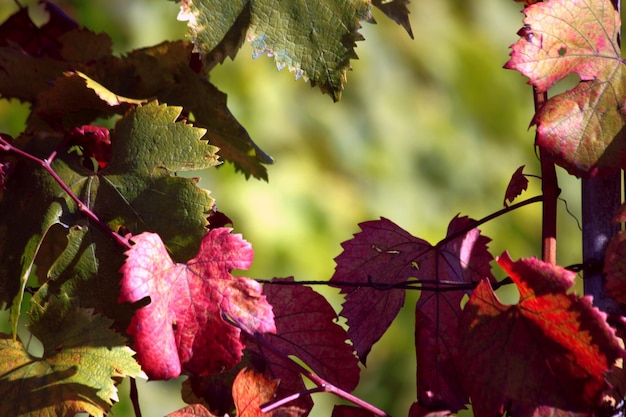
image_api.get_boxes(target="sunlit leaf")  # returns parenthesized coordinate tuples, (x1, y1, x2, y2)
(119, 229, 275, 379)
(0, 297, 144, 417)
(505, 0, 626, 177)
(178, 0, 372, 101)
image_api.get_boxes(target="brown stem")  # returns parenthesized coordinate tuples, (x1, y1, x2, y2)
(534, 86, 558, 265)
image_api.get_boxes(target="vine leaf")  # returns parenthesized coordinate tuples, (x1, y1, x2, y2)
(331, 218, 425, 363)
(414, 216, 494, 412)
(503, 165, 528, 207)
(504, 0, 626, 177)
(459, 252, 625, 417)
(178, 0, 373, 101)
(248, 278, 361, 415)
(0, 297, 144, 417)
(372, 0, 414, 39)
(0, 4, 270, 179)
(83, 41, 273, 179)
(119, 229, 276, 380)
(331, 215, 493, 379)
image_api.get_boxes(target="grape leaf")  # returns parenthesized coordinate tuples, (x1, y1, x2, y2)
(503, 165, 528, 207)
(0, 297, 144, 417)
(331, 218, 424, 363)
(119, 229, 276, 380)
(178, 0, 372, 101)
(0, 5, 270, 179)
(0, 3, 112, 103)
(331, 215, 493, 373)
(504, 0, 626, 177)
(459, 252, 624, 417)
(414, 216, 493, 412)
(372, 0, 414, 39)
(246, 278, 360, 416)
(83, 41, 273, 179)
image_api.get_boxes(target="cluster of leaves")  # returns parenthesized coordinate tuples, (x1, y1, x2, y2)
(2, 0, 626, 416)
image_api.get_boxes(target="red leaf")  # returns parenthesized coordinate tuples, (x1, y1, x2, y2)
(504, 0, 626, 177)
(414, 216, 493, 411)
(248, 278, 361, 415)
(68, 125, 111, 169)
(503, 165, 528, 207)
(119, 229, 275, 379)
(459, 253, 624, 417)
(331, 218, 429, 363)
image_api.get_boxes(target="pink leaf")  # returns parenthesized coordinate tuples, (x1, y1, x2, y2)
(119, 229, 275, 379)
(505, 0, 626, 177)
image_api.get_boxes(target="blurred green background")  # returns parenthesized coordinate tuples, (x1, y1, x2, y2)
(0, 0, 585, 416)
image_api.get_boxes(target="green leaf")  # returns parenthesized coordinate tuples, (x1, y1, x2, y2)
(85, 41, 272, 179)
(179, 0, 373, 100)
(0, 297, 144, 417)
(0, 102, 217, 322)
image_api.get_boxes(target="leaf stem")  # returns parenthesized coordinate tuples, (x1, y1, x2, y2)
(130, 378, 143, 417)
(0, 135, 131, 250)
(434, 194, 543, 249)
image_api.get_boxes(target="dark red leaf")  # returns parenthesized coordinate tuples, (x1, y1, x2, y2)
(371, 0, 413, 39)
(68, 125, 111, 169)
(119, 229, 275, 379)
(0, 2, 77, 58)
(503, 165, 528, 207)
(408, 402, 452, 417)
(331, 218, 427, 363)
(247, 278, 361, 416)
(414, 216, 493, 412)
(459, 253, 625, 417)
(332, 404, 377, 417)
